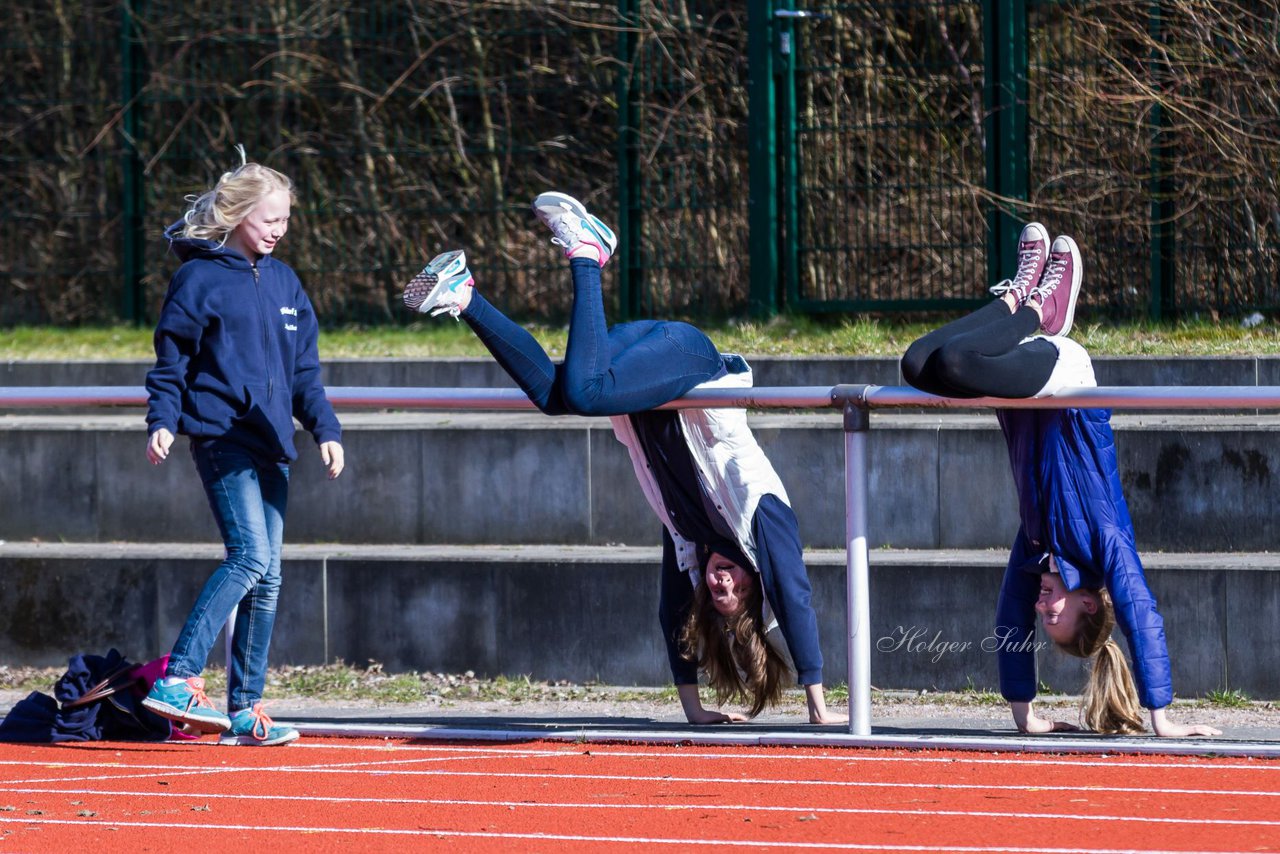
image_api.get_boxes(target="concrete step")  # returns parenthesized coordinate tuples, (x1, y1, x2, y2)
(1, 541, 1274, 699)
(3, 410, 1279, 552)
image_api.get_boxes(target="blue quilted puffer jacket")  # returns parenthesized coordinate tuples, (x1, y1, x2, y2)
(993, 407, 1173, 710)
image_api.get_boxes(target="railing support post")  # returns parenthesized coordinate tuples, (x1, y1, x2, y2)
(841, 390, 872, 735)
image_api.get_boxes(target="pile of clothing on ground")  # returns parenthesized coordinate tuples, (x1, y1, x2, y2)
(0, 649, 185, 743)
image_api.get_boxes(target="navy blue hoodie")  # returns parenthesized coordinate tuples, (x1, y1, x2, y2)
(145, 222, 341, 463)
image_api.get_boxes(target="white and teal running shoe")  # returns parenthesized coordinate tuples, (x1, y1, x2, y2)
(531, 191, 618, 267)
(402, 249, 474, 318)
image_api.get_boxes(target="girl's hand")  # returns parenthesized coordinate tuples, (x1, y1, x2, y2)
(320, 441, 345, 479)
(676, 684, 747, 725)
(686, 707, 749, 725)
(805, 684, 848, 725)
(1011, 701, 1080, 734)
(147, 428, 174, 465)
(1151, 707, 1222, 738)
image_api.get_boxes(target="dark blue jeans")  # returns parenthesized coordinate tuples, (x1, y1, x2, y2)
(166, 439, 289, 713)
(462, 258, 724, 415)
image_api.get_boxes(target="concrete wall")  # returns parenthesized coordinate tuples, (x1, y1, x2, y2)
(3, 411, 1279, 552)
(3, 356, 1279, 698)
(1, 543, 1274, 698)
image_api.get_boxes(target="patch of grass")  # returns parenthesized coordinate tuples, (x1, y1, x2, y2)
(1204, 688, 1252, 708)
(4, 315, 1280, 361)
(608, 684, 681, 703)
(959, 677, 1006, 706)
(823, 682, 850, 703)
(0, 665, 66, 693)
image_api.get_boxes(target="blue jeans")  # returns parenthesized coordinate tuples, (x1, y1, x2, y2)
(166, 439, 289, 713)
(462, 258, 725, 415)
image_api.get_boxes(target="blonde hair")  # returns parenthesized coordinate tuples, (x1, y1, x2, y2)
(181, 149, 294, 243)
(679, 573, 789, 718)
(1057, 587, 1146, 735)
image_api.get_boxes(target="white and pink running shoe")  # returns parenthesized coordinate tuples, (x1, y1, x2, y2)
(531, 191, 618, 267)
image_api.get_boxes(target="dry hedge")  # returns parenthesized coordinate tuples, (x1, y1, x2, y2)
(3, 1, 1277, 325)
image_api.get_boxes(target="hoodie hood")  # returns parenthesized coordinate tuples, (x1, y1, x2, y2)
(164, 219, 260, 269)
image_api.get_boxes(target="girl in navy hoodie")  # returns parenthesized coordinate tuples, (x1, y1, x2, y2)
(901, 223, 1217, 738)
(401, 192, 844, 726)
(142, 153, 343, 746)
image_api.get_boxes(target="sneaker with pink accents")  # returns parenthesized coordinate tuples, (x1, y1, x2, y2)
(990, 222, 1050, 304)
(402, 249, 474, 318)
(1029, 235, 1083, 337)
(531, 192, 618, 267)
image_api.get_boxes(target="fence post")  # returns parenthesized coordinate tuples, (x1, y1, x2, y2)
(776, 4, 799, 311)
(1148, 1, 1176, 320)
(120, 0, 147, 324)
(982, 0, 1029, 287)
(616, 0, 643, 319)
(748, 0, 779, 319)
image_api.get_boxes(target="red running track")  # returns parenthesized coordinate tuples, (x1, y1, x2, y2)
(0, 737, 1277, 852)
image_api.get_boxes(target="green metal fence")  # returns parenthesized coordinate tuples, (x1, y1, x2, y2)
(772, 1, 991, 313)
(3, 1, 1277, 326)
(769, 0, 1280, 320)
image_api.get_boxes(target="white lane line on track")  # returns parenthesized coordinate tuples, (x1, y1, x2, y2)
(0, 752, 521, 784)
(1, 766, 1277, 798)
(0, 785, 1276, 828)
(32, 742, 1280, 775)
(260, 741, 1280, 772)
(2, 769, 243, 785)
(0, 817, 1250, 853)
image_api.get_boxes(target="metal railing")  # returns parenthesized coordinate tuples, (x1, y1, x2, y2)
(6, 383, 1280, 736)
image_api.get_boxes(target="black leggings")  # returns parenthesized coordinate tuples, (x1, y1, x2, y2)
(901, 300, 1058, 399)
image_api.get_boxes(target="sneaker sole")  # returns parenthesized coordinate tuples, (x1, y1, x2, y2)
(218, 730, 300, 747)
(1053, 236, 1083, 338)
(141, 696, 231, 733)
(403, 250, 471, 314)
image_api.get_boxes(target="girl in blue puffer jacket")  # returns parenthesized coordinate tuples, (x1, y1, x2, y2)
(901, 223, 1218, 738)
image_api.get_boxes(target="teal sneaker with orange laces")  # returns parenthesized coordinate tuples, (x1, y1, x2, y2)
(218, 703, 299, 746)
(141, 676, 231, 733)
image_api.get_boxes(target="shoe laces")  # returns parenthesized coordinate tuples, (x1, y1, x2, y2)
(545, 211, 589, 252)
(1029, 256, 1068, 304)
(239, 702, 278, 741)
(182, 678, 216, 711)
(990, 245, 1044, 300)
(430, 300, 462, 320)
